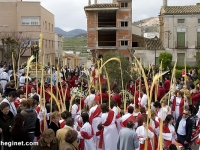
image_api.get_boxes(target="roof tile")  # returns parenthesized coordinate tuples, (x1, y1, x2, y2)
(84, 4, 118, 9)
(162, 6, 200, 14)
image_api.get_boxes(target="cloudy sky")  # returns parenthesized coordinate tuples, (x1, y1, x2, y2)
(31, 0, 200, 31)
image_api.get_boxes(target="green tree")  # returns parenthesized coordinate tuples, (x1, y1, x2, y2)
(158, 52, 172, 69)
(102, 51, 137, 93)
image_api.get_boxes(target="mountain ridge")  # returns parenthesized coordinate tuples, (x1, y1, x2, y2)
(54, 27, 87, 37)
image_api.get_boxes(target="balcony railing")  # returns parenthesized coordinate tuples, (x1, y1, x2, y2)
(175, 41, 188, 49)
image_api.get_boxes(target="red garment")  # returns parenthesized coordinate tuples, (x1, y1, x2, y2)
(172, 97, 184, 116)
(120, 114, 137, 127)
(92, 69, 107, 86)
(72, 76, 79, 87)
(89, 105, 102, 128)
(23, 84, 32, 95)
(127, 84, 135, 96)
(96, 110, 114, 149)
(135, 90, 140, 106)
(157, 87, 166, 101)
(111, 94, 121, 107)
(45, 87, 51, 103)
(66, 78, 74, 89)
(81, 98, 86, 109)
(59, 87, 71, 101)
(164, 80, 170, 92)
(97, 92, 109, 101)
(153, 120, 159, 149)
(79, 130, 94, 150)
(137, 113, 147, 127)
(138, 126, 154, 150)
(192, 93, 200, 104)
(60, 120, 66, 128)
(14, 99, 20, 108)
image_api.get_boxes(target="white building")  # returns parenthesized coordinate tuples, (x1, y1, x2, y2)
(159, 0, 200, 66)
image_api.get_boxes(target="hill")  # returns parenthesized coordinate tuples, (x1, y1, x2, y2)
(133, 17, 159, 33)
(54, 27, 87, 37)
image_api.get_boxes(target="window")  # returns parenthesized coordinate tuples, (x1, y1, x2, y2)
(45, 40, 47, 48)
(177, 32, 185, 47)
(49, 40, 50, 48)
(155, 57, 159, 66)
(21, 17, 40, 25)
(177, 19, 185, 23)
(198, 19, 200, 23)
(121, 21, 128, 27)
(30, 39, 39, 46)
(177, 53, 185, 66)
(121, 40, 128, 46)
(121, 2, 128, 8)
(197, 32, 200, 47)
(45, 21, 47, 29)
(52, 40, 53, 48)
(52, 24, 53, 31)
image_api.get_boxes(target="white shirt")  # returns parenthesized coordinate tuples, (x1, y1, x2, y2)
(138, 94, 148, 107)
(84, 94, 95, 107)
(177, 117, 187, 135)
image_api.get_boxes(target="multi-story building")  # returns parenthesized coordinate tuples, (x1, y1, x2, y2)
(55, 33, 63, 66)
(0, 0, 55, 65)
(159, 0, 200, 66)
(84, 0, 132, 62)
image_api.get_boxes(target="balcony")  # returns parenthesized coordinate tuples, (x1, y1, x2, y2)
(175, 41, 188, 49)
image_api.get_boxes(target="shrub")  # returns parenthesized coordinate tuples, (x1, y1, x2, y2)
(158, 52, 172, 69)
(175, 70, 182, 79)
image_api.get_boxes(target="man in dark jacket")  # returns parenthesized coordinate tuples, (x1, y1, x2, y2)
(175, 108, 193, 149)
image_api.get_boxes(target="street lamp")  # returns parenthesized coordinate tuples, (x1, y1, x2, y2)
(153, 35, 159, 67)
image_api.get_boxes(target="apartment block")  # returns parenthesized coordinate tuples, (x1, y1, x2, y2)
(84, 0, 132, 62)
(0, 0, 55, 65)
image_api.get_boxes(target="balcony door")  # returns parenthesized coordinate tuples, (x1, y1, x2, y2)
(177, 32, 185, 47)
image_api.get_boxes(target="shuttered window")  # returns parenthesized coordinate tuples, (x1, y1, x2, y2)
(177, 32, 185, 47)
(197, 32, 200, 47)
(177, 53, 185, 66)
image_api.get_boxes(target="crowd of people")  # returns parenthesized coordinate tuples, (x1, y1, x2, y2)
(0, 63, 200, 150)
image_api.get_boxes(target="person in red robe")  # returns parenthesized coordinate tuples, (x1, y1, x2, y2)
(137, 107, 147, 127)
(164, 77, 170, 93)
(59, 82, 71, 111)
(127, 80, 135, 96)
(72, 72, 79, 87)
(66, 74, 74, 89)
(111, 93, 122, 107)
(162, 114, 176, 147)
(97, 87, 109, 101)
(157, 82, 166, 101)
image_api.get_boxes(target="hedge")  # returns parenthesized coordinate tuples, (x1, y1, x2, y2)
(175, 69, 200, 79)
(175, 66, 199, 70)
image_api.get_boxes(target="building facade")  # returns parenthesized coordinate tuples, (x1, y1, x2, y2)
(159, 0, 200, 66)
(0, 0, 55, 65)
(84, 0, 132, 62)
(55, 33, 63, 66)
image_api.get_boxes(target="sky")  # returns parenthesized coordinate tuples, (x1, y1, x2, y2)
(27, 0, 200, 31)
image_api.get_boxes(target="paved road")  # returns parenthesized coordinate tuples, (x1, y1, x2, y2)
(191, 144, 198, 150)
